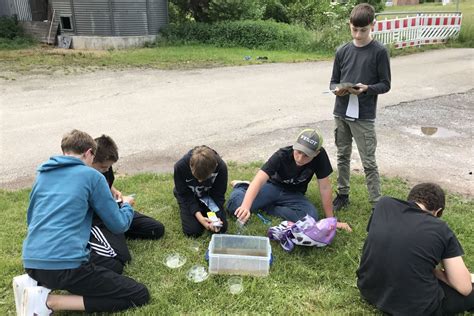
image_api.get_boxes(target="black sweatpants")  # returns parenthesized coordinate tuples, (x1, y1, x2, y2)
(435, 280, 474, 315)
(89, 211, 164, 273)
(175, 194, 228, 237)
(26, 263, 149, 313)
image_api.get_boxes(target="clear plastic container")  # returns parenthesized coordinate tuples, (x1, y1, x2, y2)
(208, 234, 271, 277)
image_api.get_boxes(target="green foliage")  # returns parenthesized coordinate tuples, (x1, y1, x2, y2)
(0, 16, 35, 50)
(161, 20, 316, 51)
(0, 37, 35, 50)
(1, 169, 473, 315)
(207, 0, 265, 22)
(311, 24, 352, 52)
(168, 1, 192, 24)
(169, 0, 265, 23)
(263, 0, 356, 31)
(272, 0, 355, 30)
(0, 16, 23, 39)
(263, 0, 290, 23)
(356, 0, 385, 13)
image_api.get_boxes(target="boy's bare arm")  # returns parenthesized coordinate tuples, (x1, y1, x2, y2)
(235, 170, 269, 223)
(318, 177, 352, 232)
(317, 177, 334, 218)
(436, 256, 472, 296)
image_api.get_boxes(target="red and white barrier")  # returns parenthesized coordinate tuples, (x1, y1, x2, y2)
(372, 13, 462, 48)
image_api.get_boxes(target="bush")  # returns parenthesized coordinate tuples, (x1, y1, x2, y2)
(169, 0, 266, 23)
(0, 16, 24, 39)
(0, 36, 35, 49)
(263, 0, 290, 23)
(311, 24, 352, 51)
(356, 0, 385, 13)
(207, 0, 265, 22)
(161, 20, 316, 51)
(284, 0, 355, 31)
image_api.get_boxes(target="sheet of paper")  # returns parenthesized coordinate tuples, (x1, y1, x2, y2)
(346, 94, 359, 118)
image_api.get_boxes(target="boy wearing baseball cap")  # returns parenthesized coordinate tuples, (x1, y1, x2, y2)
(227, 129, 351, 231)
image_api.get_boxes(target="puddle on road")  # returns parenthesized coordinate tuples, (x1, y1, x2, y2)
(403, 126, 461, 138)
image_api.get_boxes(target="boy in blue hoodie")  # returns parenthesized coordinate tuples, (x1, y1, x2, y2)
(13, 130, 149, 315)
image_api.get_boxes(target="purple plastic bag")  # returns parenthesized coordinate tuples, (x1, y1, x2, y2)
(268, 215, 337, 252)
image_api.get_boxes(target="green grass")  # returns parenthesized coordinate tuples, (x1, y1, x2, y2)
(0, 44, 330, 76)
(0, 164, 473, 315)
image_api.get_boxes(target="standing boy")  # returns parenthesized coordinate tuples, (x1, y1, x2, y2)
(357, 183, 473, 315)
(173, 145, 228, 237)
(226, 129, 351, 232)
(89, 135, 165, 274)
(13, 130, 149, 315)
(330, 3, 391, 211)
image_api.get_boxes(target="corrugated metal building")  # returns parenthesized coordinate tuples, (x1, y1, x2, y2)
(51, 0, 168, 36)
(0, 0, 34, 21)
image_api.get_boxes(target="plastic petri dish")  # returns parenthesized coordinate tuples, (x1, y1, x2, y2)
(186, 265, 209, 283)
(163, 253, 186, 269)
(228, 276, 243, 295)
(189, 240, 200, 252)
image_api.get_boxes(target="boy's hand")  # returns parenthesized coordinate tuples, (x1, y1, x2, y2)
(334, 87, 349, 96)
(121, 196, 135, 206)
(336, 221, 352, 232)
(234, 206, 251, 224)
(196, 213, 221, 232)
(348, 83, 368, 95)
(111, 186, 122, 200)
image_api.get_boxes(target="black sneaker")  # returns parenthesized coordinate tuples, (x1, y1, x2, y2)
(333, 193, 349, 211)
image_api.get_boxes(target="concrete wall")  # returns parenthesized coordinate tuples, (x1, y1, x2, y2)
(60, 34, 158, 49)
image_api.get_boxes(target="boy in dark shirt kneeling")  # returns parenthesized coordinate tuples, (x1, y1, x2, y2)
(174, 145, 228, 237)
(226, 129, 351, 232)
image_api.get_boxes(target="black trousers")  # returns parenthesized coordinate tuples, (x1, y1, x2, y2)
(175, 194, 228, 237)
(434, 280, 474, 315)
(89, 211, 164, 274)
(26, 263, 149, 313)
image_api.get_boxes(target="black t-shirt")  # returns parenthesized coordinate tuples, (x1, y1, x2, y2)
(173, 148, 228, 215)
(261, 146, 333, 194)
(92, 166, 115, 226)
(102, 167, 114, 188)
(356, 197, 464, 315)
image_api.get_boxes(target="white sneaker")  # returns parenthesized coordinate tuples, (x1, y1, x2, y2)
(22, 286, 52, 316)
(12, 274, 37, 316)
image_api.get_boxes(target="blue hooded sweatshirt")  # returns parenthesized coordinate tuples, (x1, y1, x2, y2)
(22, 156, 134, 270)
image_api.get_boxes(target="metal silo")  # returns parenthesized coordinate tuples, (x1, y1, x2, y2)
(51, 0, 168, 37)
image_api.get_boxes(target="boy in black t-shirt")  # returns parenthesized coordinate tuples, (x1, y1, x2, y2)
(357, 183, 473, 315)
(173, 145, 228, 237)
(226, 129, 351, 231)
(89, 135, 165, 274)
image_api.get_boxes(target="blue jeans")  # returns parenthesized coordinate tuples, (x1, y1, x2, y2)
(226, 183, 318, 222)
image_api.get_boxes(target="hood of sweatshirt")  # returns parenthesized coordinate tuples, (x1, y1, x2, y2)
(37, 155, 85, 172)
